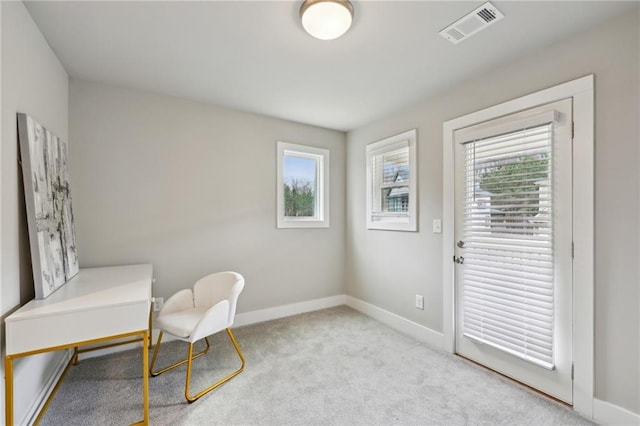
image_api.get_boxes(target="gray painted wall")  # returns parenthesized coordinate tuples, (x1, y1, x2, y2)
(1, 1, 70, 422)
(68, 79, 346, 314)
(346, 10, 640, 414)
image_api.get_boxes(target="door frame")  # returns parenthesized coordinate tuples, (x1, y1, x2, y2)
(442, 75, 594, 418)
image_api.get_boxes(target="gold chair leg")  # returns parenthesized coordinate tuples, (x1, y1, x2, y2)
(149, 331, 211, 377)
(184, 328, 245, 403)
(72, 347, 79, 365)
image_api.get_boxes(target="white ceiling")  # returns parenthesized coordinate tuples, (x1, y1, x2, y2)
(24, 1, 637, 131)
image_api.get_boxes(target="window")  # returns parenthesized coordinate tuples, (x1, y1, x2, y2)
(366, 129, 417, 231)
(277, 141, 329, 228)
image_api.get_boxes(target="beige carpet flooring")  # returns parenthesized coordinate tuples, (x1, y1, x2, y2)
(40, 306, 593, 425)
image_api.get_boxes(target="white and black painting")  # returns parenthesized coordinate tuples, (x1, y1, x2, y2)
(18, 113, 79, 299)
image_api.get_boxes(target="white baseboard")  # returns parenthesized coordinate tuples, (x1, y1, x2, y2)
(594, 398, 640, 425)
(234, 294, 346, 327)
(20, 349, 73, 426)
(345, 296, 444, 349)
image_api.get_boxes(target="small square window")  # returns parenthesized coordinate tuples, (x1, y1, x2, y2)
(277, 142, 329, 228)
(366, 129, 417, 231)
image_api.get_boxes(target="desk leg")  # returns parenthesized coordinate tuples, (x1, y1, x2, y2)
(5, 356, 14, 426)
(133, 330, 150, 426)
(143, 330, 149, 425)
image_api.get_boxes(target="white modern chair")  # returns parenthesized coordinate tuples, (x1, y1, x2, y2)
(149, 271, 245, 402)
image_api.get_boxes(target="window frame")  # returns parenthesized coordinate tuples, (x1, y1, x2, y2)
(366, 129, 418, 231)
(276, 141, 330, 229)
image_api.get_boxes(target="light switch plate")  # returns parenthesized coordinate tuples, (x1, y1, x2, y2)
(433, 219, 442, 234)
(415, 294, 424, 310)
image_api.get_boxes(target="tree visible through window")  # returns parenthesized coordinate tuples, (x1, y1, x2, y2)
(476, 153, 550, 234)
(283, 155, 316, 217)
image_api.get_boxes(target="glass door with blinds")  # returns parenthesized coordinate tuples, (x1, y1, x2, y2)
(454, 98, 573, 403)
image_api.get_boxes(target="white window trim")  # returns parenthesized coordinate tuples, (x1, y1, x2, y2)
(442, 75, 594, 418)
(366, 129, 418, 232)
(277, 141, 330, 229)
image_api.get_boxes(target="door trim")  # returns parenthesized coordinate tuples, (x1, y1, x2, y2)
(442, 75, 594, 418)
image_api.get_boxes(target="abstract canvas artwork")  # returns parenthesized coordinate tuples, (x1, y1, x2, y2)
(18, 113, 79, 299)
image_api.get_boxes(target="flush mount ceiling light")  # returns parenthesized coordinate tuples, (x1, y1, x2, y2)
(300, 0, 354, 41)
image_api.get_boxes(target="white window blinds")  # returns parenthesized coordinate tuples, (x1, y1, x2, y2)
(372, 145, 410, 215)
(366, 129, 417, 231)
(460, 123, 555, 370)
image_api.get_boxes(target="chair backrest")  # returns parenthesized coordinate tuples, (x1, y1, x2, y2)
(193, 271, 244, 326)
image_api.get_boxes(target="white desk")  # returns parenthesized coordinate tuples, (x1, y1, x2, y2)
(4, 264, 153, 425)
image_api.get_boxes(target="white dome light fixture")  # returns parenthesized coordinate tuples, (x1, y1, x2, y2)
(300, 0, 354, 41)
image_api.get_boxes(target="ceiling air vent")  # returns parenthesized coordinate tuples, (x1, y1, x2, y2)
(439, 2, 504, 45)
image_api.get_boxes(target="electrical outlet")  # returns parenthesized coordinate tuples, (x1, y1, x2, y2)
(415, 294, 424, 310)
(152, 297, 164, 312)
